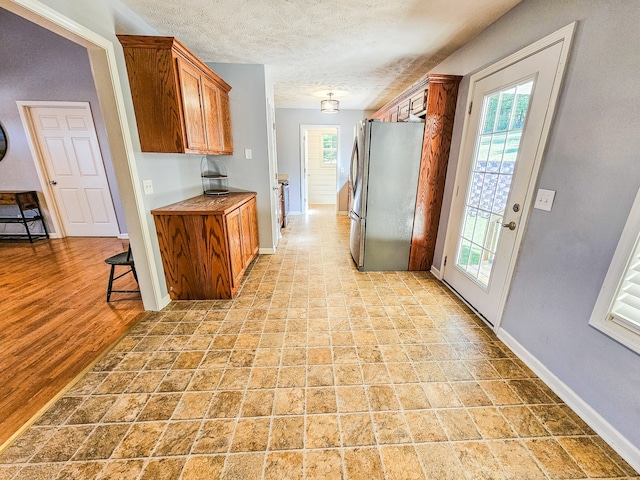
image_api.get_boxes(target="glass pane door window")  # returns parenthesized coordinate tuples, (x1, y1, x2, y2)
(455, 79, 533, 288)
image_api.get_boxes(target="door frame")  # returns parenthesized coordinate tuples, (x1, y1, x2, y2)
(16, 100, 121, 238)
(299, 124, 340, 213)
(4, 0, 167, 310)
(442, 23, 576, 330)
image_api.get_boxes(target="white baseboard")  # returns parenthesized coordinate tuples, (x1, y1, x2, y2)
(496, 328, 640, 473)
(338, 210, 348, 216)
(430, 265, 442, 280)
(259, 247, 276, 255)
(117, 233, 129, 240)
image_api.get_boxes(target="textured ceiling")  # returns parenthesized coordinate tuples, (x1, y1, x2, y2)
(117, 0, 522, 110)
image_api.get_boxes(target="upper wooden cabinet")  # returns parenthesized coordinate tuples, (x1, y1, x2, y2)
(117, 35, 233, 155)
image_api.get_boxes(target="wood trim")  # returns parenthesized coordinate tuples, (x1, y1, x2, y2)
(409, 78, 461, 271)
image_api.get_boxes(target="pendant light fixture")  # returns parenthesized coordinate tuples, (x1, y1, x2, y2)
(321, 92, 339, 113)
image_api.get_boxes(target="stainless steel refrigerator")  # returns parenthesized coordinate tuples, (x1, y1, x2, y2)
(349, 119, 425, 271)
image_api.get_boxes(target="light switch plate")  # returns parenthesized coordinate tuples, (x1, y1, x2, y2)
(244, 148, 252, 159)
(534, 188, 555, 211)
(143, 179, 153, 195)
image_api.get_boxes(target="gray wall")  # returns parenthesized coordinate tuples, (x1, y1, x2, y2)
(432, 0, 640, 447)
(0, 8, 126, 233)
(207, 63, 275, 251)
(275, 108, 373, 213)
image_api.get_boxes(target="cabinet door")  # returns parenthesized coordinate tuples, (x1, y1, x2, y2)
(409, 89, 427, 117)
(247, 198, 259, 256)
(219, 92, 234, 154)
(226, 208, 244, 288)
(177, 58, 207, 151)
(239, 204, 253, 266)
(201, 77, 223, 152)
(398, 98, 411, 121)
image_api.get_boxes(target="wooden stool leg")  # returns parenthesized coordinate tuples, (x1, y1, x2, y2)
(107, 265, 116, 302)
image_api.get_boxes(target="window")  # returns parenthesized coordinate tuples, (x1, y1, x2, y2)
(322, 133, 337, 165)
(589, 188, 640, 354)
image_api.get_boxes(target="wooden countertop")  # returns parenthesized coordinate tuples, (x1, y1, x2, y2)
(151, 191, 256, 216)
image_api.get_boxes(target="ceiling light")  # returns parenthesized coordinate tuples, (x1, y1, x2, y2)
(321, 93, 339, 113)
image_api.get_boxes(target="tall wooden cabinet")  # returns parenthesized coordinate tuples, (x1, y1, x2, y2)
(117, 35, 233, 155)
(151, 193, 258, 300)
(371, 74, 462, 271)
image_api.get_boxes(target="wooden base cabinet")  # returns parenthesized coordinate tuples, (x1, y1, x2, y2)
(151, 193, 258, 300)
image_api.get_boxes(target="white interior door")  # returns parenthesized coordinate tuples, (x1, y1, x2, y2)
(443, 29, 573, 327)
(29, 104, 119, 237)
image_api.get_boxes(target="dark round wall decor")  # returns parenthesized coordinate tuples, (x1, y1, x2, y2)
(0, 124, 7, 161)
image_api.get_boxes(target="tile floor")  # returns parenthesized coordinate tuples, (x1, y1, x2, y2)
(0, 206, 637, 479)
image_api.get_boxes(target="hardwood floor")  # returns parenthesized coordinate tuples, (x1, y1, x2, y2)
(0, 237, 145, 451)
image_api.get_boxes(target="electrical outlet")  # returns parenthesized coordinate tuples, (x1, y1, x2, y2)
(143, 179, 153, 195)
(534, 188, 555, 211)
(244, 148, 252, 159)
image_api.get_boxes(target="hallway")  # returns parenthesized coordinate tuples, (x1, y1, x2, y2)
(0, 207, 636, 479)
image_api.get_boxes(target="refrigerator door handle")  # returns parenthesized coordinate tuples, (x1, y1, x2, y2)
(348, 210, 360, 222)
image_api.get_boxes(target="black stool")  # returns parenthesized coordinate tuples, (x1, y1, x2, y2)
(105, 245, 140, 301)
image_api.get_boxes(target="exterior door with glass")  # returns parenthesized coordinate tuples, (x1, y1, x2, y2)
(442, 32, 572, 327)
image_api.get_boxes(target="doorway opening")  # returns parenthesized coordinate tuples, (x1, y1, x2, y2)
(300, 125, 340, 213)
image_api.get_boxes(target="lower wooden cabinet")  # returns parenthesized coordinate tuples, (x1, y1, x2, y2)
(151, 192, 258, 299)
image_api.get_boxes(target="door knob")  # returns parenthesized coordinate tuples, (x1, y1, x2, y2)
(501, 221, 517, 230)
(49, 180, 57, 185)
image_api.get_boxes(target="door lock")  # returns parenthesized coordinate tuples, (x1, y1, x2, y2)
(512, 203, 520, 212)
(49, 180, 57, 185)
(501, 221, 517, 230)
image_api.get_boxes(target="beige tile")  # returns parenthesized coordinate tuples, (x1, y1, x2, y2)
(31, 426, 94, 462)
(557, 436, 625, 477)
(264, 451, 304, 480)
(207, 390, 243, 418)
(423, 382, 462, 408)
(379, 445, 425, 480)
(273, 388, 305, 415)
(182, 455, 225, 479)
(192, 419, 235, 453)
(525, 438, 586, 479)
(247, 367, 279, 388)
(452, 381, 493, 407)
(367, 385, 399, 411)
(451, 441, 507, 479)
(340, 413, 376, 446)
(269, 416, 305, 450)
(103, 394, 148, 422)
(395, 383, 430, 410)
(307, 365, 335, 386)
(404, 410, 447, 442)
(218, 368, 251, 390)
(334, 364, 362, 385)
(153, 421, 200, 456)
(437, 408, 482, 441)
(373, 411, 412, 444)
(8, 464, 64, 480)
(137, 393, 181, 421)
(488, 439, 548, 480)
(468, 407, 516, 439)
(72, 424, 130, 460)
(231, 417, 270, 452)
(96, 460, 145, 480)
(305, 449, 343, 480)
(306, 414, 340, 448)
(336, 386, 369, 413)
(172, 392, 213, 419)
(112, 422, 166, 458)
(242, 389, 275, 416)
(222, 453, 265, 479)
(416, 443, 468, 480)
(308, 347, 332, 364)
(529, 404, 584, 435)
(480, 380, 523, 405)
(361, 364, 391, 384)
(344, 447, 384, 480)
(278, 366, 306, 387)
(306, 387, 337, 414)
